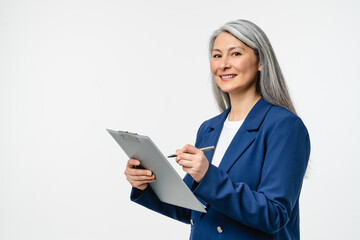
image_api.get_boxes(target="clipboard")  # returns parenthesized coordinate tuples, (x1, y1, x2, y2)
(106, 129, 206, 213)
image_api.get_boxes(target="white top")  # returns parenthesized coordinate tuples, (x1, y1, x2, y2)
(211, 117, 244, 167)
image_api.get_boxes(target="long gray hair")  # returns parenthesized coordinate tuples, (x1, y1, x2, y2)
(210, 19, 297, 115)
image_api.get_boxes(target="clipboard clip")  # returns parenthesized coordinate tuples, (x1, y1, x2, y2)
(117, 130, 140, 142)
(118, 130, 138, 135)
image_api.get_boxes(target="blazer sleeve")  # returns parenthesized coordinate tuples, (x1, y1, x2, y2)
(130, 173, 193, 224)
(192, 116, 311, 234)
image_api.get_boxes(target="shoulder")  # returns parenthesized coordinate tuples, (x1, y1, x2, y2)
(266, 105, 299, 124)
(263, 105, 309, 138)
(262, 105, 311, 161)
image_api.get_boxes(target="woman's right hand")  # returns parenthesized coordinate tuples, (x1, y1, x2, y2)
(124, 159, 155, 191)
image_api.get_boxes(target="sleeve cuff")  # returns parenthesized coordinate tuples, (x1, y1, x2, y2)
(130, 187, 148, 201)
(193, 164, 219, 199)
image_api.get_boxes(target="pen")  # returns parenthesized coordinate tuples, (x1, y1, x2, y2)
(167, 146, 216, 158)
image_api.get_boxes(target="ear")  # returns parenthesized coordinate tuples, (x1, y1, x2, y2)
(258, 62, 262, 72)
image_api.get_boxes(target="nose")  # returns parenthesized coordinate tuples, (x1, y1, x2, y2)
(219, 55, 231, 71)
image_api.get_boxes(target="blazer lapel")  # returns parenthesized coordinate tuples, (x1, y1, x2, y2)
(198, 108, 230, 163)
(219, 98, 272, 173)
(191, 98, 272, 214)
(192, 108, 229, 209)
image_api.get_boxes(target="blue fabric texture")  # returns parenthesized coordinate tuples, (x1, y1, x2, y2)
(130, 98, 311, 240)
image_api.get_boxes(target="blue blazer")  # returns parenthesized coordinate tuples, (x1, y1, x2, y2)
(131, 98, 310, 240)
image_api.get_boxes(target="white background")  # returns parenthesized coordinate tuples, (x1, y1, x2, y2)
(1, 0, 359, 239)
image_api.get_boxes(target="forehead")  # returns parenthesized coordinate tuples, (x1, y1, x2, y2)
(213, 31, 248, 51)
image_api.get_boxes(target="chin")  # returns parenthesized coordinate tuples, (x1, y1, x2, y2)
(217, 84, 236, 94)
(217, 82, 257, 95)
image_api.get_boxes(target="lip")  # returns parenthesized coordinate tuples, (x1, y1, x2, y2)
(219, 74, 237, 81)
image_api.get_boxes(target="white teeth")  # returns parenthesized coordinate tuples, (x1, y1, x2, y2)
(221, 75, 236, 79)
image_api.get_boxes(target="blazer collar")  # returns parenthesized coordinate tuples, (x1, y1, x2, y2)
(202, 97, 273, 172)
(207, 97, 272, 132)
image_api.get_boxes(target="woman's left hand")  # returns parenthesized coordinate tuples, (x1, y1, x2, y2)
(175, 144, 209, 183)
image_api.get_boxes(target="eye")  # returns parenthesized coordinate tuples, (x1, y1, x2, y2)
(232, 52, 241, 56)
(212, 54, 221, 58)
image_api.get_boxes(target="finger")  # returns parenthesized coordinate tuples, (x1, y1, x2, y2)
(127, 168, 153, 177)
(131, 177, 156, 183)
(128, 174, 155, 182)
(183, 144, 199, 154)
(179, 144, 189, 153)
(179, 144, 199, 154)
(127, 159, 141, 168)
(177, 159, 192, 168)
(130, 178, 156, 187)
(176, 153, 194, 162)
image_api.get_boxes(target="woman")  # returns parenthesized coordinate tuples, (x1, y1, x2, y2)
(124, 19, 310, 240)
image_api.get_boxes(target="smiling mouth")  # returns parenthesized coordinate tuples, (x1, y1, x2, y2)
(220, 74, 237, 79)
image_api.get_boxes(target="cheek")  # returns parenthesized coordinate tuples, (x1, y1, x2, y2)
(234, 58, 259, 73)
(234, 59, 250, 71)
(210, 61, 217, 75)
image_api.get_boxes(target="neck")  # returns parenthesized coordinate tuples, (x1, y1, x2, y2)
(228, 92, 261, 121)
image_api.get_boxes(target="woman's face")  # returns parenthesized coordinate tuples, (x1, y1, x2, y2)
(210, 32, 260, 96)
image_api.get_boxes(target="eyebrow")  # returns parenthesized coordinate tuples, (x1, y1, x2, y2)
(212, 46, 245, 52)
